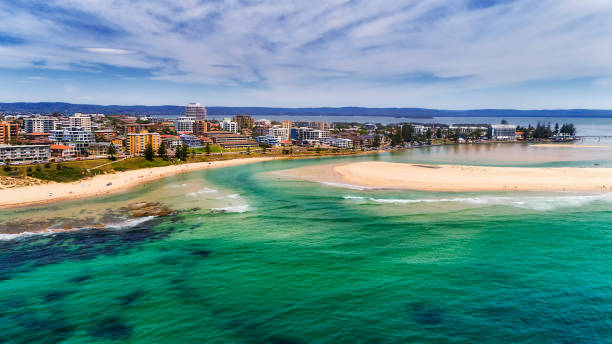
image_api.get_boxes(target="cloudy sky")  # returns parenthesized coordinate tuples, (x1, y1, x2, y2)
(1, 0, 612, 108)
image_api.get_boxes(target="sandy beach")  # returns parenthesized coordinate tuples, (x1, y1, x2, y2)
(0, 157, 278, 208)
(281, 161, 612, 192)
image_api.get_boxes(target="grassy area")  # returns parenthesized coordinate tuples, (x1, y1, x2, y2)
(99, 157, 175, 172)
(191, 145, 223, 153)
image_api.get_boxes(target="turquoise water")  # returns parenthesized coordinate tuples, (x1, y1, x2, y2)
(1, 144, 611, 343)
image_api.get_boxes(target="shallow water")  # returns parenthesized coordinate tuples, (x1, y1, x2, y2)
(1, 144, 611, 343)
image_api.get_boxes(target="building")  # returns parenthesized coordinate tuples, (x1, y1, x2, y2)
(254, 119, 271, 127)
(233, 114, 254, 130)
(69, 113, 92, 130)
(268, 127, 290, 142)
(0, 145, 50, 163)
(87, 142, 112, 157)
(326, 138, 353, 148)
(179, 134, 203, 148)
(161, 135, 181, 148)
(50, 127, 94, 155)
(185, 102, 207, 121)
(291, 127, 330, 145)
(0, 121, 18, 144)
(282, 120, 294, 129)
(489, 124, 517, 140)
(221, 119, 238, 133)
(22, 133, 51, 145)
(127, 132, 161, 155)
(94, 130, 116, 141)
(24, 116, 57, 133)
(193, 120, 207, 136)
(174, 117, 195, 133)
(50, 144, 77, 160)
(310, 121, 330, 131)
(121, 123, 155, 135)
(206, 131, 257, 149)
(255, 135, 280, 147)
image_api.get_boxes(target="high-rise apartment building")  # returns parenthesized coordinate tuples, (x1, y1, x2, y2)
(0, 121, 19, 144)
(24, 116, 57, 133)
(127, 132, 161, 155)
(174, 117, 195, 133)
(69, 113, 92, 130)
(233, 114, 254, 130)
(193, 120, 207, 136)
(185, 102, 207, 121)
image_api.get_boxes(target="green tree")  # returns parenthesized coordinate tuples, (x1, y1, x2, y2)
(372, 134, 380, 148)
(157, 142, 168, 160)
(144, 143, 155, 161)
(2, 159, 10, 172)
(178, 143, 189, 161)
(205, 142, 211, 156)
(191, 149, 195, 159)
(107, 143, 117, 160)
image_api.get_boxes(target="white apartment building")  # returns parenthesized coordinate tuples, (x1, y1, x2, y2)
(221, 119, 238, 133)
(174, 116, 195, 133)
(50, 127, 94, 155)
(326, 138, 353, 148)
(293, 127, 330, 144)
(0, 145, 51, 163)
(24, 116, 58, 133)
(268, 127, 290, 141)
(185, 102, 207, 121)
(489, 124, 517, 140)
(70, 113, 92, 131)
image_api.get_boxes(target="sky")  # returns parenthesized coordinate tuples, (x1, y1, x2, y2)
(1, 0, 612, 109)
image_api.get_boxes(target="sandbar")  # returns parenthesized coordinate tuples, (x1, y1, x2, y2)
(282, 162, 612, 192)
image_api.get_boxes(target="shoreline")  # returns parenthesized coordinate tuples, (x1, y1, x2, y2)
(0, 157, 281, 209)
(281, 161, 612, 192)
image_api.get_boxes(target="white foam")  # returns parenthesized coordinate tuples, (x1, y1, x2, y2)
(167, 183, 188, 188)
(343, 193, 612, 211)
(320, 181, 375, 190)
(211, 205, 249, 213)
(187, 187, 218, 197)
(104, 216, 157, 229)
(0, 216, 158, 241)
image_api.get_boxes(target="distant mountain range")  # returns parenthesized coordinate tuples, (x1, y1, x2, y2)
(2, 102, 612, 118)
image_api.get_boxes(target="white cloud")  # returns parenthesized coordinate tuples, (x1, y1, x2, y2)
(1, 0, 612, 107)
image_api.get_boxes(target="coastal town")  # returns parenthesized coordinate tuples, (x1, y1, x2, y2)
(0, 102, 577, 169)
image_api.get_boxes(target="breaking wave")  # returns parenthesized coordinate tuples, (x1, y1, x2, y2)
(320, 181, 375, 190)
(186, 187, 218, 197)
(343, 193, 612, 211)
(0, 216, 158, 241)
(211, 205, 250, 213)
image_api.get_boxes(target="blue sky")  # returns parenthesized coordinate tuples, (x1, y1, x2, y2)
(1, 0, 612, 108)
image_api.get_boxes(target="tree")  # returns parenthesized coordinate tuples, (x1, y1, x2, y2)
(178, 143, 189, 161)
(435, 128, 442, 140)
(402, 124, 413, 143)
(425, 129, 433, 144)
(501, 119, 509, 124)
(144, 143, 154, 161)
(205, 142, 211, 156)
(372, 134, 380, 148)
(3, 159, 11, 172)
(246, 146, 251, 154)
(157, 142, 167, 160)
(191, 149, 195, 159)
(391, 127, 403, 146)
(107, 143, 117, 160)
(554, 123, 560, 135)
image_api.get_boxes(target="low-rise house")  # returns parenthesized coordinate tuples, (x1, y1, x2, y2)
(51, 144, 77, 160)
(180, 134, 203, 148)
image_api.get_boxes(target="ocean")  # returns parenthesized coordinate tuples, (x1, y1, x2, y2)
(1, 142, 611, 343)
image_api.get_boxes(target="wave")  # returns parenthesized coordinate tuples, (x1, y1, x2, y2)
(0, 216, 158, 241)
(211, 205, 249, 213)
(320, 181, 375, 190)
(167, 183, 188, 188)
(186, 187, 218, 197)
(343, 193, 612, 211)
